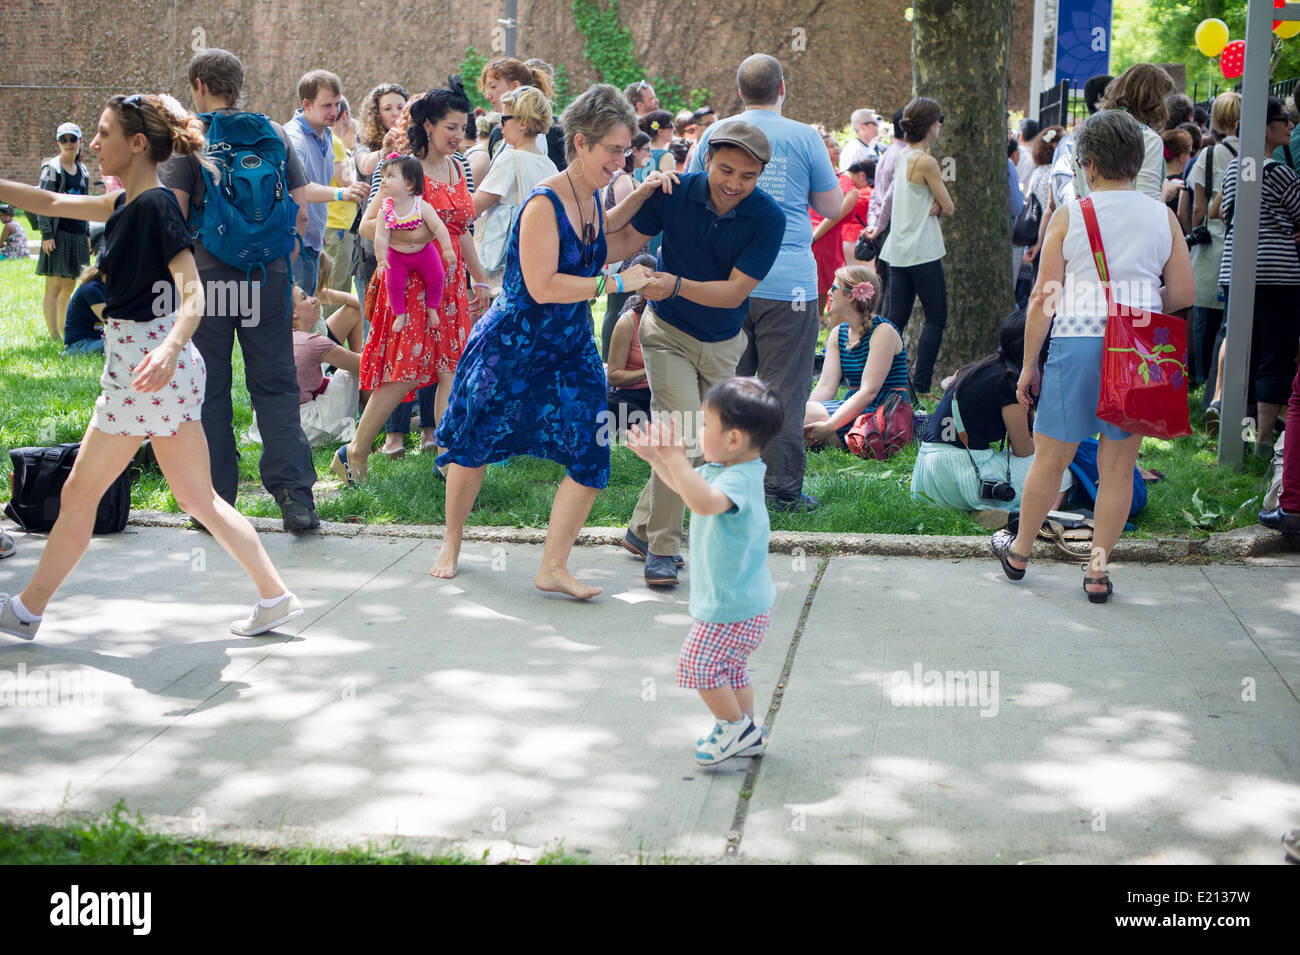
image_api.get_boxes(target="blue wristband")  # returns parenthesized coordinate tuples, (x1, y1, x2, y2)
(615, 273, 624, 295)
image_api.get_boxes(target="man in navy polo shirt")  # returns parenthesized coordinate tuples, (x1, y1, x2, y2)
(285, 69, 368, 293)
(618, 120, 785, 587)
(690, 54, 843, 512)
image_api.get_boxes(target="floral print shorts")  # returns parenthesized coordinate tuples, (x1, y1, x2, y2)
(90, 315, 206, 438)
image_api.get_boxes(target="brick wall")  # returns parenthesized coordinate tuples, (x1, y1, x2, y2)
(1, 0, 1036, 193)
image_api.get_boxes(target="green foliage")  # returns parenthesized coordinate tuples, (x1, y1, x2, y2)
(0, 801, 590, 864)
(650, 75, 715, 117)
(572, 0, 643, 91)
(1112, 0, 1300, 101)
(552, 61, 573, 112)
(459, 45, 492, 112)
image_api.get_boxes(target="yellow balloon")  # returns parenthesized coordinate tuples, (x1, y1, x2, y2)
(1196, 18, 1230, 57)
(1277, 3, 1300, 41)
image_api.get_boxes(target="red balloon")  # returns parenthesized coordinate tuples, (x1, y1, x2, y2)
(1221, 39, 1246, 79)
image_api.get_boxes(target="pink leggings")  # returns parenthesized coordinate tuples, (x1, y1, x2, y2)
(385, 244, 445, 316)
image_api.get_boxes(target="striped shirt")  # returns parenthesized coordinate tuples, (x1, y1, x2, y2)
(835, 316, 910, 406)
(1219, 157, 1300, 286)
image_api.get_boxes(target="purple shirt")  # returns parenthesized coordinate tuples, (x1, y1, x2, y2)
(868, 138, 908, 232)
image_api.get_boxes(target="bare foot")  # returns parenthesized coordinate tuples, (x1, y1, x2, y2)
(430, 544, 459, 579)
(535, 566, 602, 600)
(392, 313, 408, 333)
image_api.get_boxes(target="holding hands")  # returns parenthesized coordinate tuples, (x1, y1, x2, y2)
(616, 264, 655, 295)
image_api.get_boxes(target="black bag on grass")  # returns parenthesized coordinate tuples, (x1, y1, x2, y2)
(5, 443, 134, 534)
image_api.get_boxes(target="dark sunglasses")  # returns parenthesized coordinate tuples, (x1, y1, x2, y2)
(500, 114, 514, 122)
(58, 136, 79, 144)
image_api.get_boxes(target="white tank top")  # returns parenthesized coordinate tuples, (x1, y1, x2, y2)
(1052, 190, 1172, 338)
(879, 148, 946, 267)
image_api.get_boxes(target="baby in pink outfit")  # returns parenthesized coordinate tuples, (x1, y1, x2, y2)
(374, 154, 457, 332)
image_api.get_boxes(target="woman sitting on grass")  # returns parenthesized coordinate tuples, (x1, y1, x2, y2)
(248, 281, 362, 448)
(802, 265, 909, 450)
(604, 293, 652, 435)
(63, 263, 107, 355)
(911, 310, 1072, 518)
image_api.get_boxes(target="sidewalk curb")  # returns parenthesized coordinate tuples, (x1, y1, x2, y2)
(126, 510, 1295, 563)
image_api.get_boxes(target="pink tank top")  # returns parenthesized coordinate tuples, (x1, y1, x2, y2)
(383, 195, 423, 232)
(626, 311, 648, 390)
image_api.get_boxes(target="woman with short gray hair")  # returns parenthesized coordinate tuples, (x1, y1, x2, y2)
(991, 109, 1194, 603)
(430, 84, 672, 598)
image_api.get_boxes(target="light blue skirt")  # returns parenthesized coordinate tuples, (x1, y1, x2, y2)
(1033, 336, 1133, 443)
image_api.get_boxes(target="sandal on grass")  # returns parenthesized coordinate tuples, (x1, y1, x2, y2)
(990, 529, 1030, 581)
(1082, 566, 1113, 604)
(331, 445, 359, 487)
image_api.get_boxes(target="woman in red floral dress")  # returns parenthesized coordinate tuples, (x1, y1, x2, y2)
(334, 84, 491, 484)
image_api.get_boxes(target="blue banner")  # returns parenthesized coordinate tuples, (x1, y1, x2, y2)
(1056, 0, 1112, 88)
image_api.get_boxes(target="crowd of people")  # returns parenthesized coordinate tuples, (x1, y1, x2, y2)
(1, 49, 1298, 764)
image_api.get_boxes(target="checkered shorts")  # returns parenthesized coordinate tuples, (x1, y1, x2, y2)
(677, 610, 772, 690)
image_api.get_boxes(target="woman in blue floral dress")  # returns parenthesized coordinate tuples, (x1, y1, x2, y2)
(432, 85, 671, 598)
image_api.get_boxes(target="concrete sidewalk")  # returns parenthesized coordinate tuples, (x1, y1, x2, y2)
(2, 523, 1297, 864)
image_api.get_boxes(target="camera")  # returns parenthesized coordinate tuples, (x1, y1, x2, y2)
(1185, 225, 1212, 246)
(980, 478, 1016, 503)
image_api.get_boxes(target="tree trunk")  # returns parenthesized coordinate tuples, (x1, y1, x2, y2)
(909, 0, 1017, 386)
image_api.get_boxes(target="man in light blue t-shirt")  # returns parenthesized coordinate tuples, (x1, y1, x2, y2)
(689, 54, 843, 512)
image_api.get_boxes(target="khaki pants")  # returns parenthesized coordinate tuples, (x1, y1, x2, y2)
(322, 228, 356, 293)
(630, 306, 747, 555)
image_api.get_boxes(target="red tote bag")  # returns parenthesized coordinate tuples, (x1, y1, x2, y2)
(1079, 197, 1192, 440)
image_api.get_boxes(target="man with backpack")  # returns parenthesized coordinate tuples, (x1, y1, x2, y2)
(161, 48, 333, 532)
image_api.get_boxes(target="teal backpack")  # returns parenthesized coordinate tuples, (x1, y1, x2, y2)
(189, 111, 300, 276)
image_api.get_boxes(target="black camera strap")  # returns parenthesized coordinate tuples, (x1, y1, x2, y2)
(950, 387, 1011, 485)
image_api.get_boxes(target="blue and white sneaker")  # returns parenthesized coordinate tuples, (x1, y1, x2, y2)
(698, 719, 767, 757)
(695, 716, 762, 766)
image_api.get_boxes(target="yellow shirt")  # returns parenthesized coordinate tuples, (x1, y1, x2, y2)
(325, 135, 353, 231)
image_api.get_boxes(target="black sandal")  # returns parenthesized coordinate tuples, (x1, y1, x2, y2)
(990, 529, 1030, 581)
(1082, 566, 1113, 604)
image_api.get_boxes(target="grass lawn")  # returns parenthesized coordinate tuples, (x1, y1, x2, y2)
(0, 258, 1270, 538)
(0, 801, 582, 864)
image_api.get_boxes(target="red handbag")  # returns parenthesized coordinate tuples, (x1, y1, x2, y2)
(845, 391, 914, 460)
(1079, 197, 1191, 440)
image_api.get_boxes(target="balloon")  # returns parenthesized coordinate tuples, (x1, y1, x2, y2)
(1220, 39, 1246, 79)
(1195, 18, 1230, 57)
(1276, 1, 1300, 39)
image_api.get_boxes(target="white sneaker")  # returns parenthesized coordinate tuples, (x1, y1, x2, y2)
(0, 594, 40, 641)
(231, 593, 303, 637)
(698, 720, 768, 757)
(695, 716, 762, 766)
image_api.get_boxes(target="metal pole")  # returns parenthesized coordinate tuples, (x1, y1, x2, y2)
(1219, 1, 1300, 466)
(506, 0, 517, 59)
(1029, 0, 1049, 118)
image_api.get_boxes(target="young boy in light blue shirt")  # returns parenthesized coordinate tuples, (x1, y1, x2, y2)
(628, 377, 783, 765)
